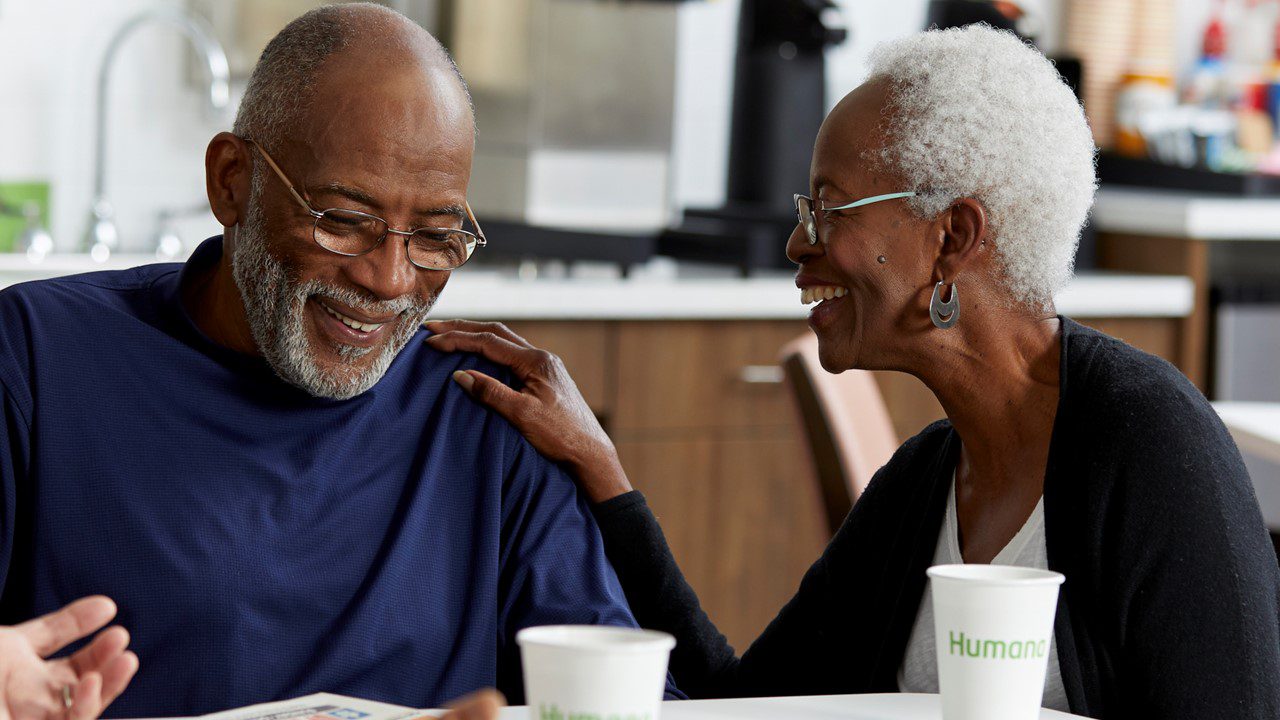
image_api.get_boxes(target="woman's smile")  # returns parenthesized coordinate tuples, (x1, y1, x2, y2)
(796, 275, 852, 331)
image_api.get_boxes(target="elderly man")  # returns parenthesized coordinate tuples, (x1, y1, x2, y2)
(0, 5, 663, 718)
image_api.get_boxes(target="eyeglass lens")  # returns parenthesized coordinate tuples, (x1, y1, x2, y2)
(314, 208, 478, 270)
(795, 195, 818, 244)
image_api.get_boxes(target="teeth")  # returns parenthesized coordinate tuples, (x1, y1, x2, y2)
(321, 302, 385, 333)
(801, 286, 849, 305)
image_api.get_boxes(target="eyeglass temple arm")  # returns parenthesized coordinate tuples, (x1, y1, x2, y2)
(465, 201, 486, 246)
(823, 191, 917, 212)
(243, 138, 320, 218)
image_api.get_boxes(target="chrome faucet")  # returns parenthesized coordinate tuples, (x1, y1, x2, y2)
(85, 8, 230, 261)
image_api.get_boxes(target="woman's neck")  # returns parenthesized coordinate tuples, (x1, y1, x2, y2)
(913, 312, 1063, 492)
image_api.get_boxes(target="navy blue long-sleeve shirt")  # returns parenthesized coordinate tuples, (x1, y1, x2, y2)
(0, 237, 664, 716)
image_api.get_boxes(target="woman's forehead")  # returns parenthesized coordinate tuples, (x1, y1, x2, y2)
(813, 83, 894, 187)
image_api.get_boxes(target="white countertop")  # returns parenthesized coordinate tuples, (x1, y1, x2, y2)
(0, 253, 1194, 321)
(1094, 186, 1280, 240)
(1214, 402, 1280, 466)
(432, 270, 1193, 320)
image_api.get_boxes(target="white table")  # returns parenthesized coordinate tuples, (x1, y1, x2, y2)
(493, 694, 1083, 719)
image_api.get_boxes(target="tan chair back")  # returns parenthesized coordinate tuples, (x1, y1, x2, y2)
(780, 332, 899, 536)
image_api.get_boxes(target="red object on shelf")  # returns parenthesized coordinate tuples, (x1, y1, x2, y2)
(1204, 9, 1227, 60)
(1244, 82, 1270, 112)
(992, 1, 1024, 21)
(1274, 11, 1280, 60)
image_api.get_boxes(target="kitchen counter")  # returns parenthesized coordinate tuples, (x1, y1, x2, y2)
(1094, 186, 1280, 240)
(1090, 184, 1280, 389)
(0, 253, 1193, 320)
(434, 270, 1192, 320)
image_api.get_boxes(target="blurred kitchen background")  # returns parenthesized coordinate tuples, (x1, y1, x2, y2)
(3, 0, 1279, 647)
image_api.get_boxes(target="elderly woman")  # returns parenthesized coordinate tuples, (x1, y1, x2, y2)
(426, 25, 1280, 719)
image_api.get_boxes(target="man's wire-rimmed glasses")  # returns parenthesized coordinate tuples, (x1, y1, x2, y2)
(793, 191, 917, 246)
(243, 137, 487, 270)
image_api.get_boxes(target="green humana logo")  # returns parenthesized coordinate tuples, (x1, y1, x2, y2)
(538, 704, 651, 720)
(949, 631, 1047, 660)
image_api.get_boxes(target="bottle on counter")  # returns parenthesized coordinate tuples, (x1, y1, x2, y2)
(1184, 0, 1228, 107)
(1115, 62, 1177, 157)
(1237, 80, 1275, 156)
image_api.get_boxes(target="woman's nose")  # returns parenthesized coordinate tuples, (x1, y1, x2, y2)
(785, 222, 822, 266)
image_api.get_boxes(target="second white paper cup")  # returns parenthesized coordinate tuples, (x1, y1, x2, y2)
(517, 625, 675, 720)
(928, 564, 1065, 720)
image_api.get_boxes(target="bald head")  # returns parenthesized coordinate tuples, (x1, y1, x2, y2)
(232, 2, 472, 153)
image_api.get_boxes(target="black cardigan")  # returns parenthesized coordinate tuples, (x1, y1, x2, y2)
(590, 318, 1280, 719)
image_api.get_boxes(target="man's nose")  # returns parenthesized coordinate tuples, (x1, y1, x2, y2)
(785, 222, 822, 266)
(348, 233, 419, 302)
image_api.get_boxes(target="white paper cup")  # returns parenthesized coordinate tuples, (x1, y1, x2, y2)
(927, 564, 1065, 720)
(516, 625, 675, 720)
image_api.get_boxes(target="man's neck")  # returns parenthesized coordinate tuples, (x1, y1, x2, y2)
(181, 237, 261, 356)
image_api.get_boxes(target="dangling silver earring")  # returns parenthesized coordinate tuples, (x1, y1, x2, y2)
(930, 280, 959, 329)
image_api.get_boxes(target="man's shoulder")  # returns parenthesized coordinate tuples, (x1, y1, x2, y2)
(0, 263, 177, 319)
(390, 330, 529, 439)
(0, 263, 180, 408)
(397, 327, 522, 390)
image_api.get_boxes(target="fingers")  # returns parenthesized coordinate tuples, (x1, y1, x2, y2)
(17, 596, 117, 658)
(68, 626, 129, 676)
(452, 371, 527, 419)
(425, 320, 532, 349)
(438, 690, 505, 720)
(97, 651, 139, 711)
(59, 649, 138, 720)
(426, 331, 533, 371)
(69, 672, 102, 720)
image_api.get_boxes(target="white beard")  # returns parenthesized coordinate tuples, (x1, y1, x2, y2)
(230, 184, 436, 400)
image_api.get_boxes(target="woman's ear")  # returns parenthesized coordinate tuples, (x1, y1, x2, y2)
(205, 132, 253, 229)
(933, 197, 988, 283)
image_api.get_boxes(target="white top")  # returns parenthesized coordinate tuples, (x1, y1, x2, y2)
(897, 477, 1070, 713)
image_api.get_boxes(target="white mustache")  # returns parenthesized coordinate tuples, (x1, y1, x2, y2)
(294, 279, 431, 318)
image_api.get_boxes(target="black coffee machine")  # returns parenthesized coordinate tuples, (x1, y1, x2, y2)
(657, 0, 846, 274)
(659, 0, 1093, 274)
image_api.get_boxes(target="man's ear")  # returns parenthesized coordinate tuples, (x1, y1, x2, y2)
(205, 132, 253, 229)
(932, 197, 987, 283)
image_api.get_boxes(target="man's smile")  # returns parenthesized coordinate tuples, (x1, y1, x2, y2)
(311, 296, 393, 347)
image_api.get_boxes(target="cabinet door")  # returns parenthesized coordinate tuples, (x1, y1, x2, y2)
(614, 321, 807, 433)
(615, 435, 827, 650)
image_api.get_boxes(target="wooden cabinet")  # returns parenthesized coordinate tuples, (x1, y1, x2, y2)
(507, 315, 1188, 650)
(615, 436, 827, 648)
(613, 322, 803, 432)
(610, 321, 829, 648)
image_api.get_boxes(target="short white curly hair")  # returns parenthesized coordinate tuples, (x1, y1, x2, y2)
(866, 24, 1097, 310)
